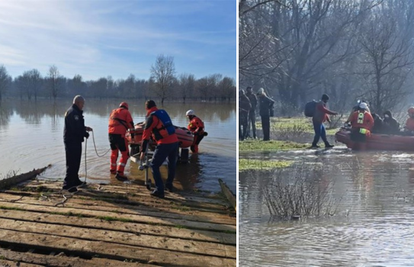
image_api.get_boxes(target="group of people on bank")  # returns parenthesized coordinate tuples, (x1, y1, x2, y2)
(310, 93, 414, 150)
(63, 95, 205, 199)
(239, 86, 275, 141)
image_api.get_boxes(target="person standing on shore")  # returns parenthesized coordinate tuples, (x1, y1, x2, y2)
(62, 95, 92, 193)
(239, 89, 251, 141)
(140, 100, 179, 198)
(245, 86, 257, 139)
(257, 88, 274, 141)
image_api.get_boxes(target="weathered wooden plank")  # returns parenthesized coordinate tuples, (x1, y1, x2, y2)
(0, 218, 235, 258)
(0, 193, 235, 225)
(0, 209, 236, 245)
(0, 229, 236, 267)
(0, 202, 236, 232)
(19, 183, 229, 210)
(0, 259, 42, 267)
(0, 247, 151, 266)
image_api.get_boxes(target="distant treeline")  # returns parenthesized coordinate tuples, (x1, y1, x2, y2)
(0, 57, 236, 104)
(240, 0, 414, 115)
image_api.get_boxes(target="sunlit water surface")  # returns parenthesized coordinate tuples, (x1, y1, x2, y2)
(240, 147, 414, 266)
(0, 98, 236, 193)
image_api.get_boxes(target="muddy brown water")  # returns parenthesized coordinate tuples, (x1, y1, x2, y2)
(0, 98, 236, 193)
(240, 147, 414, 266)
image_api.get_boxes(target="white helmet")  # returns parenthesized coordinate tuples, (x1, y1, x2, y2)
(359, 102, 368, 110)
(186, 109, 195, 116)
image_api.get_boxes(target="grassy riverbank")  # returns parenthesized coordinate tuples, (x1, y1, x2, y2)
(239, 158, 293, 171)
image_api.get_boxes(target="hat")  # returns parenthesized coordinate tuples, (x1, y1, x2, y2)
(321, 94, 329, 101)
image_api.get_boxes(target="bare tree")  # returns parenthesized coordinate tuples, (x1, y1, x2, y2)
(179, 73, 195, 103)
(150, 55, 176, 105)
(48, 65, 61, 99)
(0, 65, 10, 101)
(357, 1, 414, 113)
(219, 77, 236, 102)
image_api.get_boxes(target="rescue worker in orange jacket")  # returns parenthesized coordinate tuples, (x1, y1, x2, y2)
(349, 102, 374, 150)
(404, 107, 414, 134)
(108, 102, 134, 181)
(139, 100, 179, 198)
(186, 109, 207, 153)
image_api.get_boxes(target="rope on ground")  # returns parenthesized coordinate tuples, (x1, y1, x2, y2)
(91, 131, 110, 157)
(54, 189, 78, 207)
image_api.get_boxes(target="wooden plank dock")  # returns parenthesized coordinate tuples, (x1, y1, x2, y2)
(0, 176, 236, 266)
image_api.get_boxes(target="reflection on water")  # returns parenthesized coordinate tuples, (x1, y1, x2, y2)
(0, 98, 236, 193)
(240, 148, 414, 266)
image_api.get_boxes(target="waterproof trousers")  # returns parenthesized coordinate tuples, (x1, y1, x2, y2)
(109, 134, 129, 175)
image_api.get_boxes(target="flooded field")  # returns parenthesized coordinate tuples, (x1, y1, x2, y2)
(240, 147, 414, 266)
(0, 98, 236, 193)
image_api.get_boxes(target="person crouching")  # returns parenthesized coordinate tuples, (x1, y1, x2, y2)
(186, 109, 207, 153)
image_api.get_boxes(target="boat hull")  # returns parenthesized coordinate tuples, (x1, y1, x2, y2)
(335, 128, 414, 151)
(125, 123, 194, 148)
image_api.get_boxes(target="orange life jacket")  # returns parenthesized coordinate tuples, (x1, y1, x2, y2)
(108, 108, 134, 135)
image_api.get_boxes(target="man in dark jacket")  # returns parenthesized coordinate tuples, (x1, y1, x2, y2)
(239, 89, 251, 141)
(382, 110, 400, 134)
(63, 95, 92, 192)
(245, 86, 257, 139)
(311, 94, 337, 148)
(257, 88, 274, 141)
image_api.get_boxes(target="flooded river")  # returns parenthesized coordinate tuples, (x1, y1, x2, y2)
(240, 147, 414, 266)
(0, 98, 236, 193)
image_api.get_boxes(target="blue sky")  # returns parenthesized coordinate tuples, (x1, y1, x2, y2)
(0, 0, 236, 81)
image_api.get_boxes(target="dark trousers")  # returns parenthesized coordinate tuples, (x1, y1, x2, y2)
(312, 121, 329, 146)
(261, 115, 270, 141)
(247, 110, 256, 138)
(150, 142, 179, 193)
(64, 142, 82, 187)
(239, 112, 248, 140)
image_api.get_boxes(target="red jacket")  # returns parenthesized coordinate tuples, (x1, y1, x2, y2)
(350, 110, 374, 131)
(108, 107, 134, 136)
(405, 118, 414, 131)
(142, 107, 179, 145)
(313, 101, 336, 123)
(188, 116, 205, 134)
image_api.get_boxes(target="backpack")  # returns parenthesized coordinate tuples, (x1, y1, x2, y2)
(304, 100, 317, 117)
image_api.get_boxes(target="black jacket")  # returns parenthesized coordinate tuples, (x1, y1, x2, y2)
(64, 104, 88, 143)
(246, 92, 257, 112)
(258, 95, 274, 117)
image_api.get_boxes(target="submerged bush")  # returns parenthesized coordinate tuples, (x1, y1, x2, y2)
(263, 163, 339, 218)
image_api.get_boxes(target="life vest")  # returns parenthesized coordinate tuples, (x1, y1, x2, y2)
(354, 111, 371, 135)
(109, 108, 129, 130)
(150, 109, 175, 141)
(188, 116, 204, 133)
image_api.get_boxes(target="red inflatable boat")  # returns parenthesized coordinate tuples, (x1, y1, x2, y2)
(125, 123, 194, 148)
(335, 128, 414, 151)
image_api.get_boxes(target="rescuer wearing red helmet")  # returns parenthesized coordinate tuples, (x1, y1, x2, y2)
(404, 107, 414, 134)
(186, 109, 207, 153)
(108, 102, 134, 181)
(139, 100, 179, 198)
